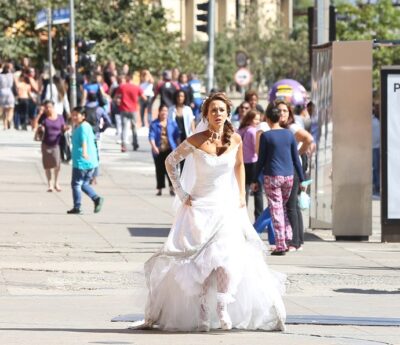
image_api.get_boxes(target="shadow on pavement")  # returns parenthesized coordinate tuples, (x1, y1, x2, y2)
(128, 227, 170, 237)
(334, 288, 400, 295)
(0, 327, 229, 335)
(304, 232, 327, 242)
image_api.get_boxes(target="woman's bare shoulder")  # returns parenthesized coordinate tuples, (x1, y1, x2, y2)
(231, 132, 242, 145)
(187, 131, 208, 148)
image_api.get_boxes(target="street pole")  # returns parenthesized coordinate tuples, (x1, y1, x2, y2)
(315, 0, 329, 44)
(206, 0, 215, 93)
(47, 5, 53, 100)
(69, 0, 77, 108)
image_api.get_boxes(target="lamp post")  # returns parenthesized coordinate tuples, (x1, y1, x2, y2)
(69, 0, 77, 108)
(47, 4, 53, 100)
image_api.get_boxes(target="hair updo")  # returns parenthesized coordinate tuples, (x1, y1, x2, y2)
(201, 92, 235, 148)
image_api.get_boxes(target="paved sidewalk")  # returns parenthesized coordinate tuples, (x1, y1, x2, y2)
(0, 129, 399, 345)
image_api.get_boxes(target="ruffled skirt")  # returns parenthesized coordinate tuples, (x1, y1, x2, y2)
(144, 203, 286, 331)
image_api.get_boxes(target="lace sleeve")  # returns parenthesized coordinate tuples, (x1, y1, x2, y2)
(165, 140, 195, 203)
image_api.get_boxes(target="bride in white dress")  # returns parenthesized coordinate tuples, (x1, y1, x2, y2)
(142, 92, 286, 332)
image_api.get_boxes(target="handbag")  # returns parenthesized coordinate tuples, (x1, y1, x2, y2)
(59, 130, 72, 162)
(298, 191, 311, 210)
(34, 125, 45, 142)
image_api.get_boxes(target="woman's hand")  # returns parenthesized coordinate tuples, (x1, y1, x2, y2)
(185, 195, 193, 206)
(250, 182, 259, 192)
(239, 196, 246, 208)
(37, 105, 45, 117)
(152, 147, 160, 155)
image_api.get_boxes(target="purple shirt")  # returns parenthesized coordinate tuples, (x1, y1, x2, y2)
(42, 115, 65, 146)
(238, 126, 258, 163)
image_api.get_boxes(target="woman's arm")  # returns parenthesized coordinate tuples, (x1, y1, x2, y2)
(63, 93, 71, 118)
(81, 89, 87, 106)
(33, 106, 45, 129)
(191, 119, 195, 134)
(29, 77, 39, 93)
(255, 129, 263, 154)
(291, 137, 305, 182)
(148, 124, 159, 155)
(295, 128, 314, 155)
(149, 139, 159, 155)
(234, 136, 246, 207)
(165, 140, 195, 205)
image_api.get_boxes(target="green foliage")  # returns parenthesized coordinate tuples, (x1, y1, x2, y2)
(210, 5, 310, 90)
(179, 41, 207, 77)
(0, 0, 43, 63)
(74, 2, 183, 73)
(336, 0, 400, 89)
(0, 0, 201, 75)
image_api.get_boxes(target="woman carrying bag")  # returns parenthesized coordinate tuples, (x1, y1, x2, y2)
(149, 105, 180, 196)
(33, 100, 68, 192)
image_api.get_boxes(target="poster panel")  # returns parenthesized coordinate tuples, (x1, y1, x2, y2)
(386, 74, 400, 219)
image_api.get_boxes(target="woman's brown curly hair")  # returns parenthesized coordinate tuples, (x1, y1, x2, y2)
(273, 100, 294, 128)
(201, 92, 235, 148)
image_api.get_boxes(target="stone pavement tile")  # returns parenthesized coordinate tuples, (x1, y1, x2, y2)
(286, 325, 400, 345)
(1, 127, 399, 345)
(285, 295, 400, 319)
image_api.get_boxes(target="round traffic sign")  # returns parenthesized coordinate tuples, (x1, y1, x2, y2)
(234, 68, 252, 86)
(235, 51, 248, 67)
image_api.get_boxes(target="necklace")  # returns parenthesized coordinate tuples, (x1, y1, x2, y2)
(208, 126, 223, 143)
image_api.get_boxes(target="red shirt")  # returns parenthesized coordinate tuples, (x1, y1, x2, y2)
(115, 82, 143, 112)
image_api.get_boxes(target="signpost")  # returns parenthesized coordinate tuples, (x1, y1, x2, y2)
(69, 0, 77, 108)
(35, 9, 48, 30)
(235, 51, 248, 68)
(52, 8, 70, 25)
(47, 7, 53, 100)
(234, 68, 252, 87)
(35, 6, 72, 105)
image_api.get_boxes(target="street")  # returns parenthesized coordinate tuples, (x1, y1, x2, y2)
(0, 128, 399, 345)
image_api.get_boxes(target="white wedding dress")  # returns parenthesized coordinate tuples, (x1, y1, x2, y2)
(143, 139, 286, 331)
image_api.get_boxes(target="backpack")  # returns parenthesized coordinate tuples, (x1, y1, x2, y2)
(85, 106, 99, 134)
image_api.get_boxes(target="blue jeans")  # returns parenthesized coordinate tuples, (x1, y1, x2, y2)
(71, 168, 98, 209)
(139, 97, 153, 126)
(120, 112, 138, 148)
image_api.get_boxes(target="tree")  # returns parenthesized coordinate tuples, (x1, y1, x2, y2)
(0, 0, 43, 64)
(336, 0, 400, 89)
(0, 1, 201, 76)
(206, 4, 310, 91)
(74, 2, 183, 73)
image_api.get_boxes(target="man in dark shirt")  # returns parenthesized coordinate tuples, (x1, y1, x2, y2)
(152, 70, 179, 108)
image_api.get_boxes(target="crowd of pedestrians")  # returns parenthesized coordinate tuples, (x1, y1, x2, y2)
(232, 90, 314, 255)
(1, 57, 379, 255)
(0, 58, 206, 214)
